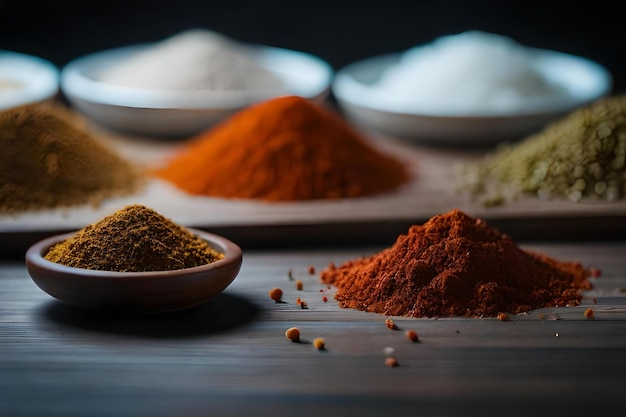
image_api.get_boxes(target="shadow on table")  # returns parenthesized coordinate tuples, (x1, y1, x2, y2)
(38, 292, 259, 338)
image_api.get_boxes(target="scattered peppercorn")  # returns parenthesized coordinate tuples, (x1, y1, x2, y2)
(405, 329, 419, 343)
(288, 269, 295, 281)
(308, 265, 316, 275)
(322, 296, 328, 302)
(497, 312, 510, 321)
(385, 318, 398, 330)
(295, 297, 308, 309)
(269, 287, 283, 303)
(385, 357, 399, 368)
(313, 337, 325, 350)
(584, 307, 595, 319)
(295, 279, 303, 290)
(285, 327, 300, 342)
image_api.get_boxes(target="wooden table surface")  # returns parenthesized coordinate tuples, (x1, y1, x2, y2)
(1, 241, 625, 417)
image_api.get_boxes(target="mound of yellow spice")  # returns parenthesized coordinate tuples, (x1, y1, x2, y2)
(152, 96, 411, 201)
(45, 204, 224, 272)
(0, 104, 144, 214)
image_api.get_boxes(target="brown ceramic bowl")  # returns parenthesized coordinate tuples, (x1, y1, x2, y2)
(25, 229, 242, 314)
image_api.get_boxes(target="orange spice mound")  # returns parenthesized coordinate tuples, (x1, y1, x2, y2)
(320, 209, 592, 318)
(152, 96, 411, 201)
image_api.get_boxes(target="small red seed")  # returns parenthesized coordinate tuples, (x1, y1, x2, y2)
(313, 337, 325, 350)
(308, 265, 316, 275)
(285, 327, 300, 342)
(498, 312, 510, 321)
(269, 288, 283, 303)
(584, 308, 595, 319)
(385, 357, 399, 367)
(322, 296, 328, 302)
(295, 280, 303, 291)
(385, 319, 398, 330)
(405, 329, 419, 343)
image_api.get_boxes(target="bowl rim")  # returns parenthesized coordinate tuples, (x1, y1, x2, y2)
(25, 228, 242, 279)
(332, 47, 613, 119)
(60, 42, 334, 110)
(0, 49, 60, 109)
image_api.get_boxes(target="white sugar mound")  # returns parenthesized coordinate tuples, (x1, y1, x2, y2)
(372, 31, 573, 115)
(99, 29, 285, 91)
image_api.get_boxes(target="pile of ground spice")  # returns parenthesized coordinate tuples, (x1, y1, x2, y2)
(44, 204, 224, 272)
(320, 209, 592, 318)
(152, 95, 411, 201)
(459, 94, 626, 206)
(100, 28, 286, 92)
(0, 103, 144, 214)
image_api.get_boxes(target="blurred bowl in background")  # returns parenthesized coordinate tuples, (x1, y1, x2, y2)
(60, 43, 333, 137)
(0, 50, 59, 110)
(332, 49, 612, 146)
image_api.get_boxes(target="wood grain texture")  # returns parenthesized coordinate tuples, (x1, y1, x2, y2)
(1, 242, 625, 416)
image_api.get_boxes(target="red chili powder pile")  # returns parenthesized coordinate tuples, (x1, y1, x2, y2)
(320, 209, 593, 317)
(152, 95, 411, 201)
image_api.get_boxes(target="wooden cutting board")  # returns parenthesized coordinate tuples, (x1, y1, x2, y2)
(2, 125, 625, 256)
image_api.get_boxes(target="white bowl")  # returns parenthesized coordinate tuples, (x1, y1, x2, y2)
(0, 50, 59, 110)
(60, 43, 333, 137)
(332, 49, 612, 146)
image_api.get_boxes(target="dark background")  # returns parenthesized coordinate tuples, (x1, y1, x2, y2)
(1, 0, 625, 93)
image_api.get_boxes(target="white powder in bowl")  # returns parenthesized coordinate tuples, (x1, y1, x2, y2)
(99, 29, 286, 91)
(371, 31, 573, 115)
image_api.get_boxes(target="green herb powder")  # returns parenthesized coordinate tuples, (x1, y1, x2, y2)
(459, 95, 626, 206)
